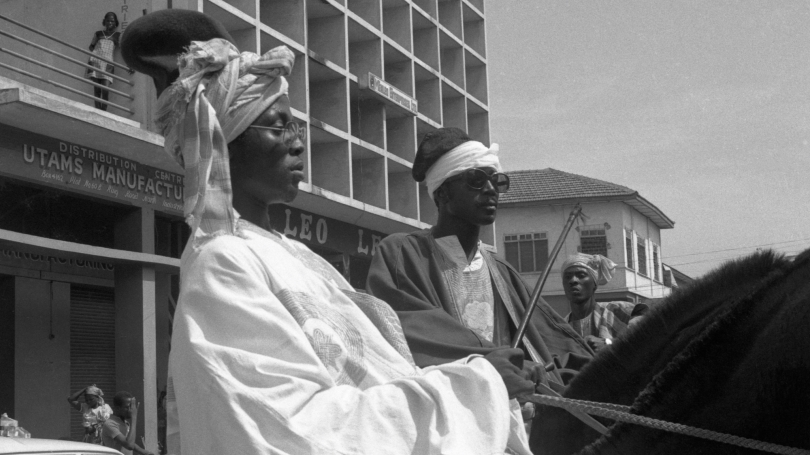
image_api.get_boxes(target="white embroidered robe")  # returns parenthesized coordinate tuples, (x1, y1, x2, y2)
(166, 225, 531, 455)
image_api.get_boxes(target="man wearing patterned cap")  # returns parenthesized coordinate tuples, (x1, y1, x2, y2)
(123, 11, 535, 455)
(561, 253, 648, 352)
(368, 127, 593, 390)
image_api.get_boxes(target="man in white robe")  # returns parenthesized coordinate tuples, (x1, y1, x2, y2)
(122, 11, 535, 455)
(170, 218, 531, 454)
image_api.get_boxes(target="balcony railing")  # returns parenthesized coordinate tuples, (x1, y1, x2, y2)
(0, 13, 135, 115)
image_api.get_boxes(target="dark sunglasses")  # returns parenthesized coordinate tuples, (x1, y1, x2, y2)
(444, 168, 510, 193)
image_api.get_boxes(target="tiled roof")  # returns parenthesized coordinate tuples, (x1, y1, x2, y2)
(500, 168, 675, 229)
(501, 168, 636, 204)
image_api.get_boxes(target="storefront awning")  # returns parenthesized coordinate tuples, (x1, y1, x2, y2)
(0, 228, 180, 273)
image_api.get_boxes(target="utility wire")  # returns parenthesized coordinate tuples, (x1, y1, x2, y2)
(663, 236, 810, 260)
(669, 255, 749, 267)
(667, 243, 810, 267)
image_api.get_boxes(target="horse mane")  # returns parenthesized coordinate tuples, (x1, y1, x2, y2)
(532, 249, 809, 454)
(587, 249, 810, 453)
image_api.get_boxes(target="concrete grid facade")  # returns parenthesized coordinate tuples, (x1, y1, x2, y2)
(182, 0, 492, 234)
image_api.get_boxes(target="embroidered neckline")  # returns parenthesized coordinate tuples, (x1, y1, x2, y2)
(432, 233, 484, 269)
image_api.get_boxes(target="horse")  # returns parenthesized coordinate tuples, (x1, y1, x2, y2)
(531, 249, 810, 454)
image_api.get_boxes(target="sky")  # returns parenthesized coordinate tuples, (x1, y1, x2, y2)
(485, 1, 810, 278)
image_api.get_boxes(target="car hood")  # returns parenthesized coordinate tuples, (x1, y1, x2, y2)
(0, 437, 123, 454)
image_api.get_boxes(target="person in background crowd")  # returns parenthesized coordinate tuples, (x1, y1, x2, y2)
(101, 391, 154, 455)
(367, 127, 593, 391)
(121, 10, 534, 454)
(85, 12, 121, 110)
(561, 253, 648, 352)
(67, 384, 112, 444)
(156, 389, 167, 455)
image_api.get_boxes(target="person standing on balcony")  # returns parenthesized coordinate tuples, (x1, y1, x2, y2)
(86, 12, 121, 111)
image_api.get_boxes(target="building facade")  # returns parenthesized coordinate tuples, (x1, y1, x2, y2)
(496, 168, 678, 317)
(0, 0, 489, 448)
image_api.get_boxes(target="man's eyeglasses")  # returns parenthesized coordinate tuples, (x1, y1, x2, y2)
(248, 122, 307, 146)
(444, 168, 510, 193)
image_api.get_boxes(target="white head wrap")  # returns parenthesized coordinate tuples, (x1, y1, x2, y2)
(561, 253, 616, 286)
(154, 38, 295, 246)
(424, 141, 502, 198)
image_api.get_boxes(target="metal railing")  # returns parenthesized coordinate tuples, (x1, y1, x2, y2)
(0, 13, 135, 115)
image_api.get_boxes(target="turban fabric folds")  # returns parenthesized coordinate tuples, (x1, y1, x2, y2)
(424, 141, 502, 198)
(85, 385, 104, 397)
(154, 38, 295, 246)
(561, 253, 616, 286)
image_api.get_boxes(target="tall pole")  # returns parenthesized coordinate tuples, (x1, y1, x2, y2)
(511, 204, 583, 349)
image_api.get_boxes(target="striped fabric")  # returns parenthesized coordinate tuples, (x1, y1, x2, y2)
(154, 38, 295, 246)
(567, 301, 637, 340)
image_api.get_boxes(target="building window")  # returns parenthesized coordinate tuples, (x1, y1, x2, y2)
(652, 244, 661, 281)
(637, 237, 648, 276)
(0, 177, 120, 248)
(504, 233, 549, 272)
(625, 230, 635, 270)
(580, 224, 607, 256)
(155, 215, 190, 259)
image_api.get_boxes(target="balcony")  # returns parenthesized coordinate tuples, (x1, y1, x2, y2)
(0, 13, 171, 171)
(0, 13, 138, 117)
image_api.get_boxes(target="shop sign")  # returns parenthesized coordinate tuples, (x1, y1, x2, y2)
(120, 0, 131, 31)
(0, 248, 115, 280)
(360, 73, 418, 116)
(269, 205, 388, 257)
(0, 124, 184, 215)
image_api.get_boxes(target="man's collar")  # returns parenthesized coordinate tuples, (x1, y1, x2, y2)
(433, 234, 485, 269)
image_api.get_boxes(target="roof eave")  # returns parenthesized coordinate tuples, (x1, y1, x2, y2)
(625, 194, 675, 229)
(501, 193, 674, 229)
(499, 193, 633, 210)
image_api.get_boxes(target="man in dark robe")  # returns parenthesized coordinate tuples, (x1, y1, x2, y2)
(367, 127, 593, 387)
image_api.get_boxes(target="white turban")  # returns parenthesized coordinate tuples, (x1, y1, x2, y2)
(154, 38, 294, 246)
(561, 253, 616, 286)
(424, 141, 502, 198)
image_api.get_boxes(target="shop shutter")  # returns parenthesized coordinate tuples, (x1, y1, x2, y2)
(69, 285, 115, 441)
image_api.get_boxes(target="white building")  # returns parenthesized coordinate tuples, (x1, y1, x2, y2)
(496, 168, 679, 316)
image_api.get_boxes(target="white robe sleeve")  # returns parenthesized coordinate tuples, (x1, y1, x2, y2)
(169, 236, 531, 455)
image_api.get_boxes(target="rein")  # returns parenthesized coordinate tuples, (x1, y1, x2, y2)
(526, 393, 810, 455)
